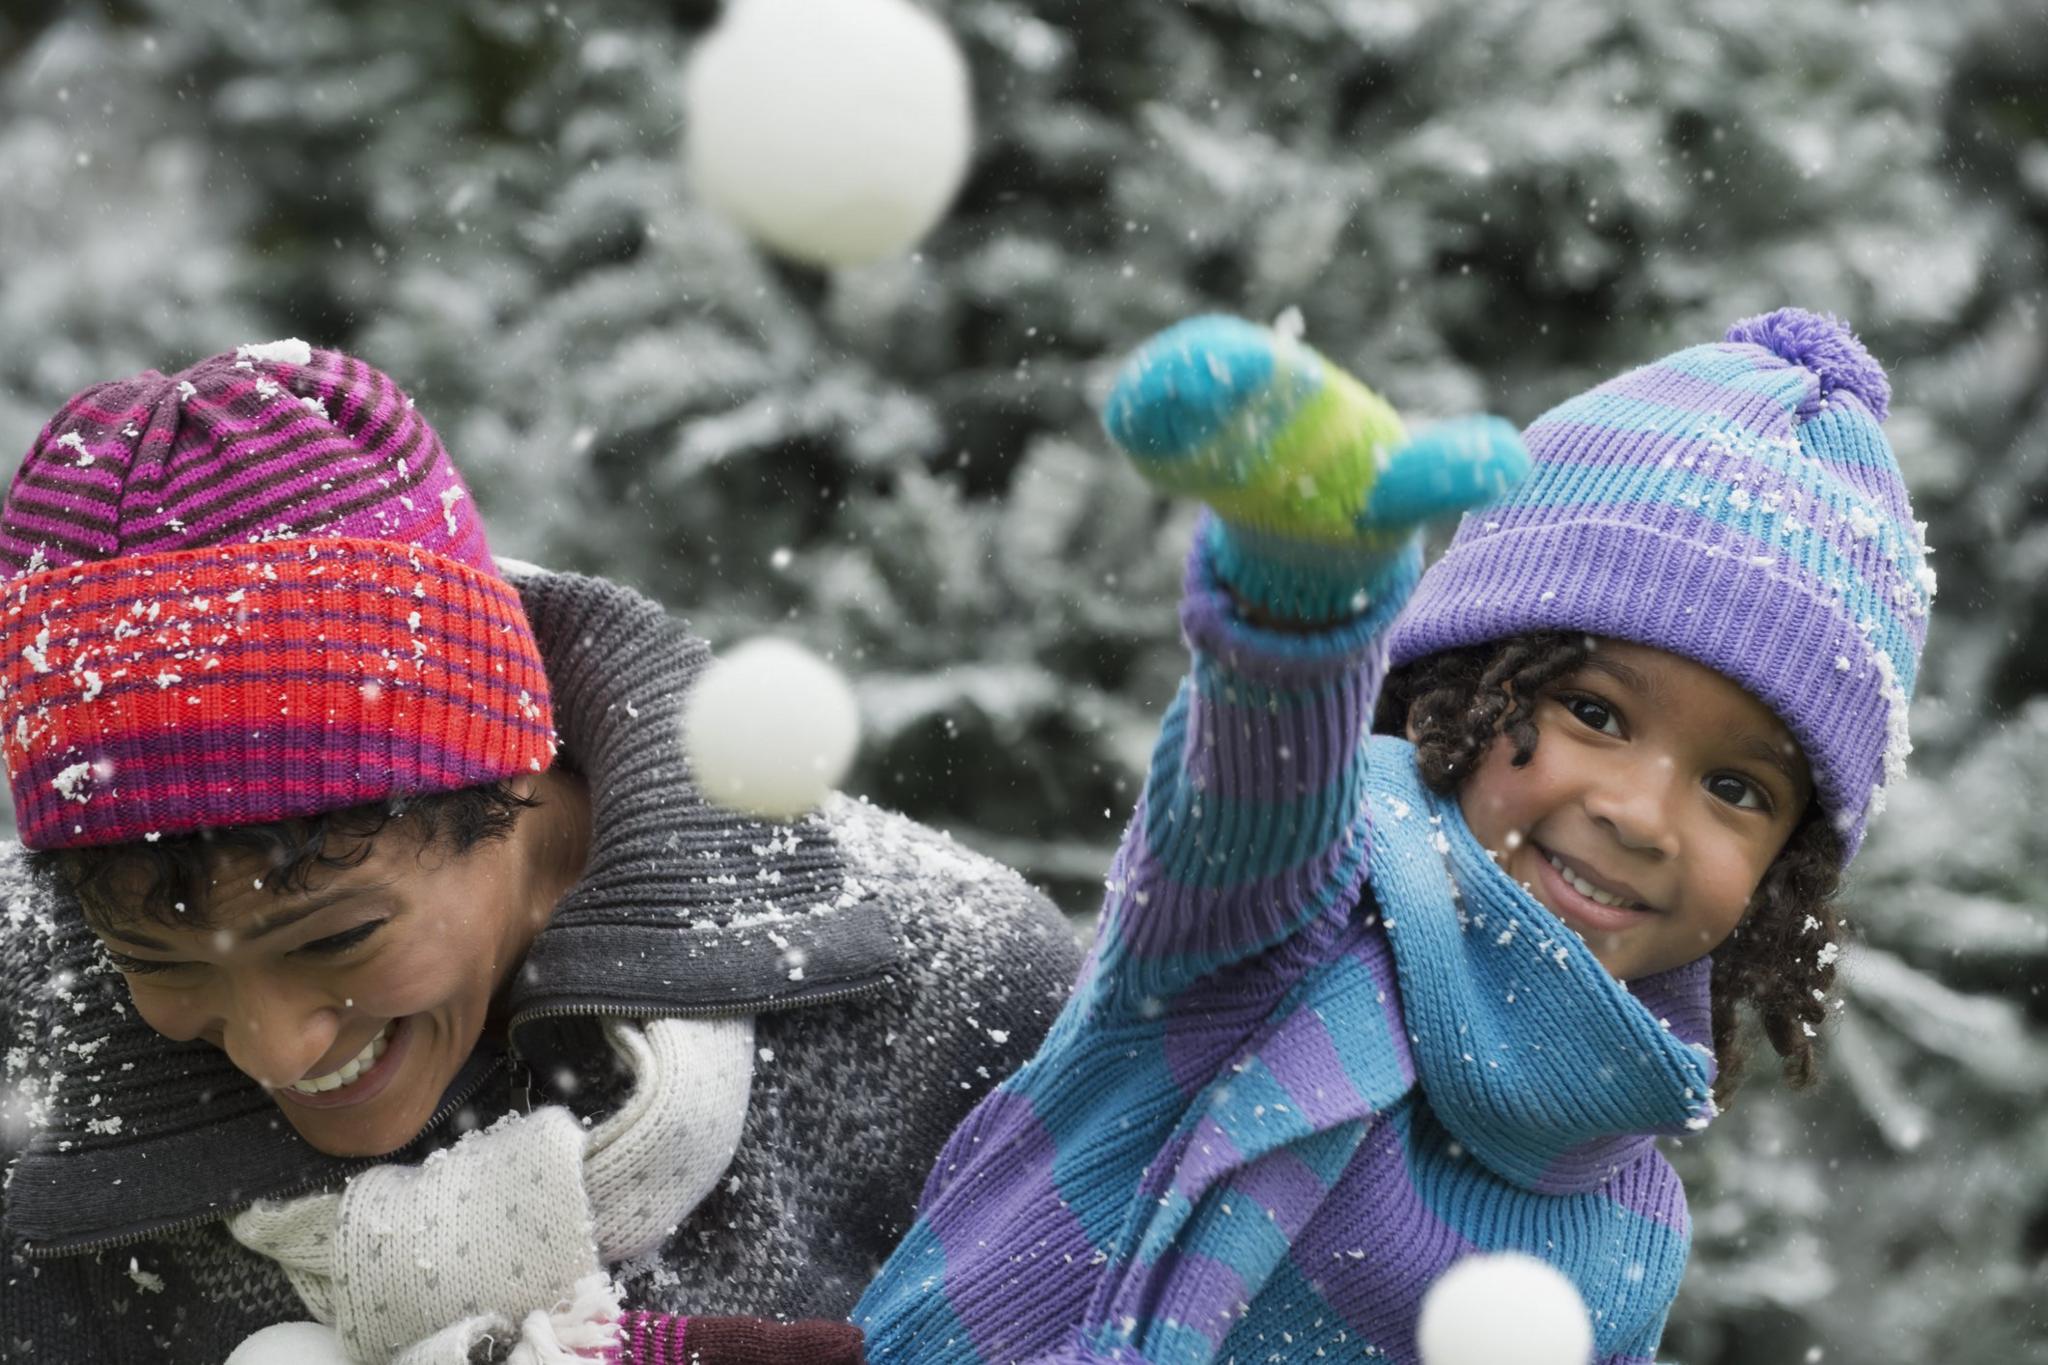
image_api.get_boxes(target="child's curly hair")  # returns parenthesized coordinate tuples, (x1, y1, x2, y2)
(1374, 631, 1844, 1105)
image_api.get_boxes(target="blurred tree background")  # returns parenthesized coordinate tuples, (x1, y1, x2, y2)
(2, 0, 2044, 1358)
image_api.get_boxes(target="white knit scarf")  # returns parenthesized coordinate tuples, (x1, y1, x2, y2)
(226, 1016, 755, 1364)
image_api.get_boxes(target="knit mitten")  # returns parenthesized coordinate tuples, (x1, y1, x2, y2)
(1103, 314, 1529, 622)
(614, 1313, 866, 1365)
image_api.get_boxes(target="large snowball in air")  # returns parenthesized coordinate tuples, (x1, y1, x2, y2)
(1417, 1252, 1594, 1365)
(226, 1322, 353, 1365)
(682, 0, 973, 267)
(682, 637, 860, 820)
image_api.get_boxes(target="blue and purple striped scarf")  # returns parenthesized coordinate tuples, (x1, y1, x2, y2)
(855, 536, 1716, 1365)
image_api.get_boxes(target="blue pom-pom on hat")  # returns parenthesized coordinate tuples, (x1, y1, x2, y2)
(1724, 307, 1890, 421)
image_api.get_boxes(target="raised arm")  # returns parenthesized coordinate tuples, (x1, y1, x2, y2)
(1083, 316, 1527, 1009)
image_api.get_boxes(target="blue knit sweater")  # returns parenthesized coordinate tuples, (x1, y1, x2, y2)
(854, 536, 1717, 1364)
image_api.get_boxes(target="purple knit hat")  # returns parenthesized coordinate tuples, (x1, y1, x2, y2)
(0, 340, 555, 848)
(1388, 308, 1933, 858)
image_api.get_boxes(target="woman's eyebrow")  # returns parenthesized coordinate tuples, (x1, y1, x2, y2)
(105, 885, 386, 951)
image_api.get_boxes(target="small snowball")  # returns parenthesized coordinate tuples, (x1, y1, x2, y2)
(1417, 1252, 1593, 1365)
(681, 637, 861, 820)
(682, 0, 971, 267)
(225, 1321, 353, 1365)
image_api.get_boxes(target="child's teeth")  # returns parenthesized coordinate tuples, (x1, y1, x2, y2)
(290, 1022, 392, 1095)
(1546, 853, 1634, 909)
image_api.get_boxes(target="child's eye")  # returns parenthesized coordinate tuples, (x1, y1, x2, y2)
(1706, 773, 1771, 812)
(297, 921, 385, 957)
(1560, 694, 1621, 736)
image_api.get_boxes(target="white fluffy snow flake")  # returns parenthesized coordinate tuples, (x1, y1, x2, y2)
(235, 338, 313, 366)
(438, 485, 466, 536)
(54, 431, 93, 465)
(51, 761, 95, 803)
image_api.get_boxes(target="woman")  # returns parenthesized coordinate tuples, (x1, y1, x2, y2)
(0, 341, 1081, 1362)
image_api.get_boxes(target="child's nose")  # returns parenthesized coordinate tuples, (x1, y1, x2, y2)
(1584, 767, 1680, 856)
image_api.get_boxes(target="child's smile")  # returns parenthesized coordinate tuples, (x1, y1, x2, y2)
(1456, 640, 1813, 980)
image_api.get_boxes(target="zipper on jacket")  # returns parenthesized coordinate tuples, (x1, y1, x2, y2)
(20, 1052, 508, 1261)
(506, 974, 895, 1049)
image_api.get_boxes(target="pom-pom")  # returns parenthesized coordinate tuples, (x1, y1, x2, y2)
(683, 0, 973, 268)
(1724, 307, 1890, 421)
(1417, 1252, 1594, 1365)
(681, 637, 861, 820)
(225, 1322, 354, 1365)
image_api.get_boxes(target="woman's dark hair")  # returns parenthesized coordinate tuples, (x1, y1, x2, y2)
(1374, 631, 1844, 1106)
(27, 781, 541, 939)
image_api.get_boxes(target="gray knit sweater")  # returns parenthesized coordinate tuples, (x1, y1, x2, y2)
(0, 569, 1082, 1362)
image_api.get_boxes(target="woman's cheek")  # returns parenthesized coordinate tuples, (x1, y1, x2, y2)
(127, 981, 205, 1042)
(346, 948, 459, 1015)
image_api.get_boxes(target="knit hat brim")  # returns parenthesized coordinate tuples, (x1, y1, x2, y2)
(1390, 517, 1891, 855)
(0, 536, 555, 848)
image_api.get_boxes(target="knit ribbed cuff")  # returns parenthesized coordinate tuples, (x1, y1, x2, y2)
(1202, 513, 1420, 626)
(616, 1314, 865, 1365)
(0, 536, 555, 847)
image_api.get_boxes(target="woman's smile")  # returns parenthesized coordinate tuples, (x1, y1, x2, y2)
(273, 1017, 410, 1109)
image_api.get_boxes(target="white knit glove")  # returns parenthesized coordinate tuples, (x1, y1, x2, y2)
(228, 1016, 754, 1364)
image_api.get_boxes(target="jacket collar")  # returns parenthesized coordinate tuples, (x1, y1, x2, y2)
(4, 567, 899, 1253)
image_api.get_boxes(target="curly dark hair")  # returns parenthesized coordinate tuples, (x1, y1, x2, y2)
(1374, 631, 1844, 1105)
(27, 781, 541, 939)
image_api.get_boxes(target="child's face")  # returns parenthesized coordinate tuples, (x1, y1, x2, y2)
(1455, 640, 1811, 980)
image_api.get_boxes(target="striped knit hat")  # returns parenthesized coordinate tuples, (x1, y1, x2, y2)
(0, 340, 554, 849)
(1389, 308, 1932, 858)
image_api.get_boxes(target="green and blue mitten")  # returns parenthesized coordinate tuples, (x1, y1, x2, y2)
(1103, 314, 1529, 622)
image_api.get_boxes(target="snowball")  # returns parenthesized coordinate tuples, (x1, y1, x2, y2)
(682, 0, 972, 267)
(1417, 1252, 1593, 1365)
(681, 637, 860, 820)
(225, 1321, 353, 1365)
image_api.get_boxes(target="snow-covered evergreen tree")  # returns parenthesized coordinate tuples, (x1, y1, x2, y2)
(2, 0, 2042, 1357)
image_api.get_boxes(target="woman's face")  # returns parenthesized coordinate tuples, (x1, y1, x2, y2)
(91, 770, 591, 1158)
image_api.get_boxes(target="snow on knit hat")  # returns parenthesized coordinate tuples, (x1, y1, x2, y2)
(0, 340, 554, 849)
(1388, 308, 1933, 859)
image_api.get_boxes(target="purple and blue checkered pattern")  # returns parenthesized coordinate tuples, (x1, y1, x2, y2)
(854, 530, 1714, 1365)
(1390, 308, 1931, 857)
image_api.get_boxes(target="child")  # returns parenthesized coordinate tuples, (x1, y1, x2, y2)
(855, 308, 1928, 1363)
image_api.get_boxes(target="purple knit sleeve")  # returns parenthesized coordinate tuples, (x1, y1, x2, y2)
(1080, 525, 1416, 1010)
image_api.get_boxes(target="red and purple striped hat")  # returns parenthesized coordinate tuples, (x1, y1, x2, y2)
(0, 340, 554, 849)
(1390, 308, 1933, 859)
